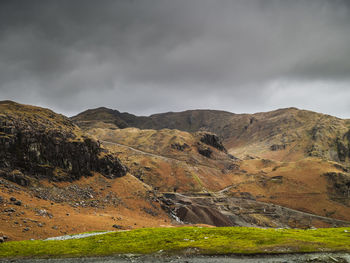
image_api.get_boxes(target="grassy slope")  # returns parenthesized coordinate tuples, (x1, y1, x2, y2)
(1, 227, 350, 259)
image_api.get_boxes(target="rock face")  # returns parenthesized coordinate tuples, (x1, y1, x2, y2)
(197, 146, 213, 158)
(270, 144, 286, 151)
(171, 143, 189, 151)
(323, 172, 350, 206)
(0, 101, 126, 183)
(198, 132, 226, 152)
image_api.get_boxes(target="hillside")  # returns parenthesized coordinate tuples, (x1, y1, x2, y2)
(0, 101, 170, 241)
(72, 107, 350, 164)
(73, 106, 350, 226)
(84, 124, 350, 226)
(2, 101, 350, 242)
(86, 127, 235, 193)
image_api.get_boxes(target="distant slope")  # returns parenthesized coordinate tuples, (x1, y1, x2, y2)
(72, 107, 350, 163)
(72, 107, 238, 134)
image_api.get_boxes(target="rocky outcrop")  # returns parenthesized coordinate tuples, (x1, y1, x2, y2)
(194, 132, 227, 158)
(270, 144, 286, 151)
(171, 143, 189, 151)
(197, 145, 213, 158)
(0, 170, 29, 186)
(198, 132, 226, 152)
(323, 172, 350, 205)
(0, 103, 126, 183)
(336, 138, 348, 162)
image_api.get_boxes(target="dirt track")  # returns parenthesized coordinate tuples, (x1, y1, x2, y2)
(3, 253, 350, 263)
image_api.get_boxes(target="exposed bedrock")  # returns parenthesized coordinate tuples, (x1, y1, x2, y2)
(0, 115, 127, 183)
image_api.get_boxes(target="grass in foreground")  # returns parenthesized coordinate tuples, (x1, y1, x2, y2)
(1, 227, 350, 259)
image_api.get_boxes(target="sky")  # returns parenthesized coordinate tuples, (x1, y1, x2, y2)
(1, 0, 350, 118)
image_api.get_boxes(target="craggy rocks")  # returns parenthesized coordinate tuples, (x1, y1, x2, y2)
(0, 129, 126, 181)
(171, 143, 189, 151)
(197, 146, 213, 158)
(0, 170, 29, 186)
(198, 133, 226, 152)
(0, 103, 127, 182)
(270, 144, 286, 151)
(196, 132, 227, 158)
(336, 138, 348, 162)
(323, 172, 350, 205)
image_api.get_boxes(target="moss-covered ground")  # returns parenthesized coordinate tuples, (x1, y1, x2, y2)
(1, 227, 350, 259)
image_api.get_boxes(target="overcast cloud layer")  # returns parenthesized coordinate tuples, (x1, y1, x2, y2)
(1, 0, 350, 117)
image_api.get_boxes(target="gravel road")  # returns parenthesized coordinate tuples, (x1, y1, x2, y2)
(3, 253, 350, 263)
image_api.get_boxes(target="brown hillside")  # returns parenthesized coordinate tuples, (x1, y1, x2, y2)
(86, 127, 236, 193)
(0, 101, 170, 241)
(85, 124, 350, 224)
(73, 106, 350, 224)
(72, 107, 350, 164)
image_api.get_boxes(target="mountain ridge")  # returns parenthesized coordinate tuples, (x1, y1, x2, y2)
(73, 105, 341, 119)
(72, 105, 350, 164)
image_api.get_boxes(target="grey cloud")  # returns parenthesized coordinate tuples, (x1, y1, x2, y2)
(0, 0, 350, 117)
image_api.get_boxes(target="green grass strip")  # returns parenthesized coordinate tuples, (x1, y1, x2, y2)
(1, 227, 350, 259)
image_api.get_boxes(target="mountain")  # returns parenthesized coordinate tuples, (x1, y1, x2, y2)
(72, 107, 350, 164)
(2, 101, 350, 241)
(74, 106, 350, 227)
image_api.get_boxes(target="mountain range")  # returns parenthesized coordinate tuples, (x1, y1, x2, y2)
(1, 100, 350, 241)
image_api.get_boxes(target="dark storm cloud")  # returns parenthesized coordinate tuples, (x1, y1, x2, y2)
(1, 0, 350, 117)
